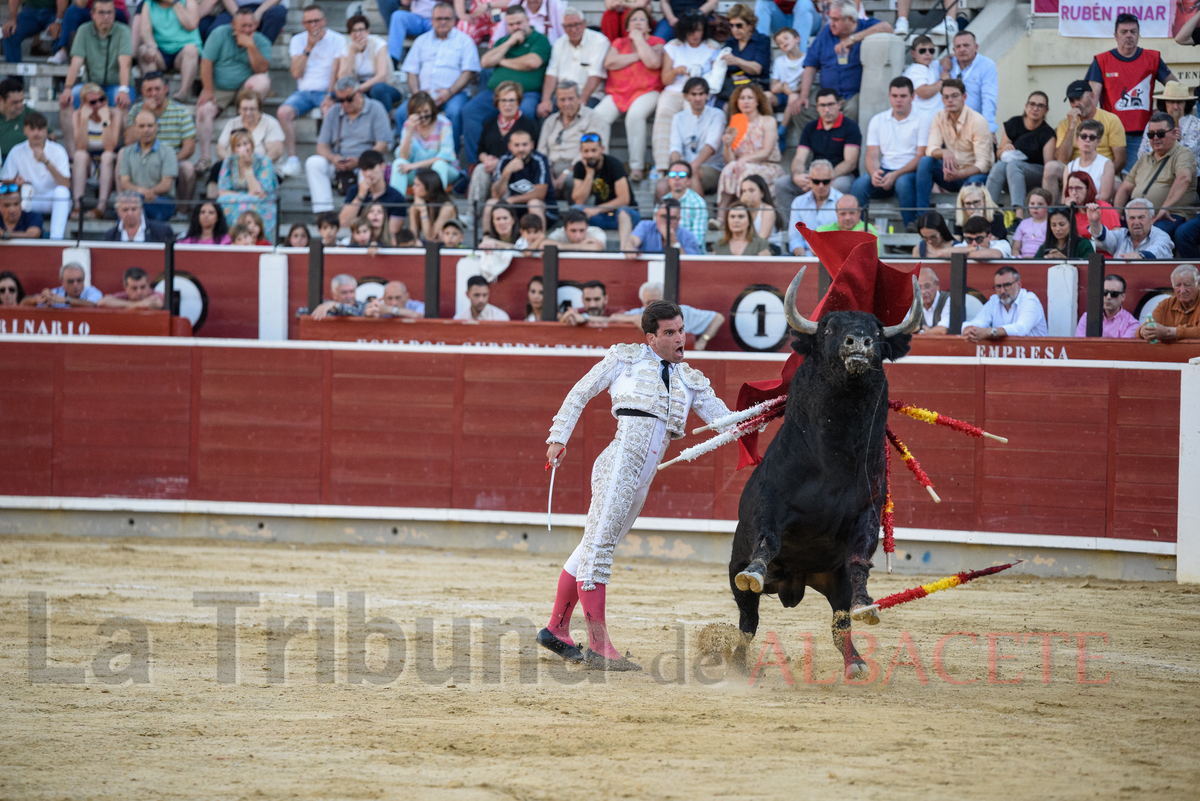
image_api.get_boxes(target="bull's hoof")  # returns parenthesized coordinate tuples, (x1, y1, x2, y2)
(845, 659, 871, 682)
(850, 605, 880, 625)
(734, 570, 764, 594)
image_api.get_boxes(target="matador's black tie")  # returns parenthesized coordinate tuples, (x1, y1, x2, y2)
(660, 360, 671, 390)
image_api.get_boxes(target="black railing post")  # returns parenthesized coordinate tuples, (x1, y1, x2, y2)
(307, 237, 324, 312)
(541, 242, 559, 321)
(1086, 252, 1105, 338)
(163, 236, 178, 316)
(424, 238, 441, 319)
(949, 252, 967, 335)
(664, 245, 680, 304)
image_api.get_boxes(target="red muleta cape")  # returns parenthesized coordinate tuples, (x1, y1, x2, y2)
(734, 224, 917, 469)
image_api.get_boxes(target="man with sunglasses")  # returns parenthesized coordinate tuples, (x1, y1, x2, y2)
(569, 132, 632, 236)
(903, 35, 943, 118)
(24, 263, 101, 308)
(1114, 111, 1197, 240)
(305, 77, 391, 213)
(0, 112, 71, 239)
(961, 265, 1047, 343)
(58, 0, 133, 155)
(660, 160, 707, 244)
(1075, 274, 1138, 339)
(0, 183, 42, 239)
(788, 157, 839, 255)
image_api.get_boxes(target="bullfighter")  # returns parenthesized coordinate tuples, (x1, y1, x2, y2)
(539, 300, 733, 671)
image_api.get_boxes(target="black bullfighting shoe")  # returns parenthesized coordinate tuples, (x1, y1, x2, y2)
(536, 628, 586, 663)
(584, 650, 642, 672)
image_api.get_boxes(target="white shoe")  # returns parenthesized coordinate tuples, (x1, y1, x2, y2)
(927, 16, 958, 40)
(47, 48, 68, 65)
(893, 17, 909, 36)
(345, 1, 364, 18)
(282, 156, 301, 178)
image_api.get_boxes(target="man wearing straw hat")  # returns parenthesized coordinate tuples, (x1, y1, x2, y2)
(539, 300, 733, 671)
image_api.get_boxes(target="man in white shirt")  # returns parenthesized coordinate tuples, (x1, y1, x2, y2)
(902, 35, 943, 117)
(537, 7, 606, 118)
(455, 276, 511, 321)
(25, 262, 102, 308)
(0, 112, 71, 239)
(546, 208, 606, 250)
(1086, 199, 1175, 260)
(850, 76, 925, 228)
(277, 6, 344, 177)
(398, 3, 480, 156)
(943, 30, 998, 134)
(961, 266, 1048, 342)
(655, 77, 725, 200)
(789, 159, 841, 255)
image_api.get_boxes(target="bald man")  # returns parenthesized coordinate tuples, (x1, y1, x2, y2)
(816, 195, 883, 252)
(365, 281, 425, 319)
(916, 267, 949, 335)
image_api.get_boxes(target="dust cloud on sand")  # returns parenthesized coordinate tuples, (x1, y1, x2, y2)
(2, 535, 1199, 799)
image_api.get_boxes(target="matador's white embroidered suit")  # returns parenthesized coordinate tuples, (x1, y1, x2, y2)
(548, 343, 732, 590)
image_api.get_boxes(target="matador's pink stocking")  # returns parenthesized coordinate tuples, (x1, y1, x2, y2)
(547, 569, 579, 644)
(577, 581, 622, 659)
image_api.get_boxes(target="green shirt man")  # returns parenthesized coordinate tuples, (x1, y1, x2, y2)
(481, 8, 551, 95)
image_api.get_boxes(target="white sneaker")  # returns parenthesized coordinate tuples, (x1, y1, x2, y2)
(282, 156, 301, 178)
(927, 16, 958, 40)
(47, 48, 68, 65)
(893, 17, 909, 36)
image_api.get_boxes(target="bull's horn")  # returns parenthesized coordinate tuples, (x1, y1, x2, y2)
(880, 275, 922, 338)
(784, 266, 818, 334)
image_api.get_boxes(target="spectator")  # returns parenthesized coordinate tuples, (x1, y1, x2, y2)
(0, 78, 29, 155)
(513, 211, 546, 253)
(954, 185, 1008, 245)
(600, 0, 648, 42)
(617, 280, 724, 350)
(341, 150, 405, 232)
(104, 190, 174, 240)
(851, 76, 923, 227)
(595, 8, 663, 186)
(0, 270, 24, 305)
(755, 1, 818, 53)
(651, 15, 720, 181)
(213, 90, 283, 196)
(540, 82, 607, 196)
(714, 200, 770, 256)
(218, 128, 276, 241)
(398, 3, 479, 152)
(1044, 80, 1126, 201)
(488, 0, 565, 44)
(124, 71, 197, 204)
(717, 83, 782, 226)
(0, 182, 42, 238)
(770, 27, 805, 131)
(1066, 171, 1119, 238)
(654, 0, 718, 42)
(387, 0, 435, 63)
(461, 5, 551, 167)
(4, 0, 70, 64)
(178, 199, 228, 243)
(222, 208, 268, 244)
(1064, 119, 1114, 203)
(961, 266, 1048, 342)
(53, 0, 135, 66)
(910, 210, 952, 258)
(338, 14, 401, 114)
(789, 158, 840, 255)
(364, 280, 425, 319)
(570, 133, 634, 238)
(24, 262, 101, 307)
(58, 0, 133, 155)
(546, 206, 606, 250)
(1086, 13, 1175, 159)
(98, 266, 165, 309)
(660, 159, 707, 244)
(926, 215, 1010, 259)
(306, 78, 391, 213)
(775, 87, 859, 214)
(136, 0, 202, 102)
(560, 278, 612, 325)
(455, 275, 511, 320)
(1076, 274, 1137, 338)
(1012, 188, 1051, 259)
(455, 0, 502, 46)
(119, 109, 177, 220)
(815, 195, 880, 255)
(364, 202, 394, 247)
(480, 203, 518, 245)
(892, 0, 958, 39)
(0, 112, 71, 239)
(740, 174, 780, 245)
(654, 76, 721, 200)
(440, 217, 466, 247)
(903, 35, 943, 118)
(315, 210, 338, 246)
(523, 274, 544, 320)
(196, 8, 271, 171)
(915, 265, 949, 335)
(409, 168, 457, 242)
(209, 0, 288, 44)
(311, 273, 366, 320)
(986, 91, 1054, 218)
(392, 91, 461, 199)
(1035, 206, 1093, 260)
(1137, 264, 1200, 342)
(489, 127, 556, 228)
(1136, 81, 1200, 162)
(622, 197, 703, 256)
(1114, 111, 1197, 239)
(286, 223, 310, 247)
(277, 5, 344, 178)
(915, 79, 990, 216)
(718, 4, 771, 102)
(1085, 199, 1173, 260)
(1177, 9, 1200, 45)
(797, 0, 891, 123)
(940, 30, 997, 134)
(538, 7, 607, 117)
(71, 82, 119, 219)
(465, 82, 539, 209)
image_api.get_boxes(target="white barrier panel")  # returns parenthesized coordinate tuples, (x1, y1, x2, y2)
(257, 253, 289, 341)
(1178, 358, 1200, 583)
(1046, 262, 1078, 337)
(62, 247, 91, 288)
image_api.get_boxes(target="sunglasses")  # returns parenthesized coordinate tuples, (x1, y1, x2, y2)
(0, 286, 17, 293)
(810, 178, 830, 185)
(667, 170, 688, 178)
(336, 94, 357, 104)
(1103, 290, 1124, 298)
(916, 47, 935, 54)
(580, 133, 601, 143)
(88, 97, 105, 106)
(1076, 133, 1098, 141)
(964, 235, 990, 245)
(0, 183, 19, 194)
(729, 21, 746, 28)
(1145, 129, 1170, 140)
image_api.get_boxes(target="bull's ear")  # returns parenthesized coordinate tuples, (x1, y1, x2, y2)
(790, 332, 815, 356)
(880, 330, 913, 362)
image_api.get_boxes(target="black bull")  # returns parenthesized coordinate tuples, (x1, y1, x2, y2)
(729, 267, 922, 679)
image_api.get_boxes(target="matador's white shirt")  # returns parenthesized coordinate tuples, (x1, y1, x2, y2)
(548, 343, 732, 444)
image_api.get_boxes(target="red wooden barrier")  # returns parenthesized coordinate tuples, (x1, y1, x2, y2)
(298, 317, 649, 348)
(0, 307, 188, 336)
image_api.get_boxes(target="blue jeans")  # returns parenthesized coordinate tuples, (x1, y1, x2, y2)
(211, 3, 287, 43)
(71, 83, 135, 107)
(397, 90, 468, 158)
(851, 169, 918, 226)
(915, 156, 986, 214)
(145, 199, 176, 221)
(280, 90, 327, 117)
(56, 4, 128, 52)
(754, 0, 820, 53)
(368, 83, 403, 111)
(387, 10, 433, 62)
(1177, 216, 1200, 258)
(576, 204, 640, 229)
(1154, 214, 1185, 241)
(1125, 133, 1143, 162)
(377, 0, 400, 28)
(3, 5, 55, 63)
(460, 87, 541, 166)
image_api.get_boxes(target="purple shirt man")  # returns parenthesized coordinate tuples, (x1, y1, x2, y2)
(1075, 275, 1139, 338)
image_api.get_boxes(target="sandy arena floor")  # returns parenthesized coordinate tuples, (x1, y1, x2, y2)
(2, 534, 1199, 800)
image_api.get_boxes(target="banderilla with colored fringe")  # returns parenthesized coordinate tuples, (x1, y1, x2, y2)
(854, 560, 1024, 617)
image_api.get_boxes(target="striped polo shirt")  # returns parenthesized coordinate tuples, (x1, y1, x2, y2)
(125, 99, 196, 150)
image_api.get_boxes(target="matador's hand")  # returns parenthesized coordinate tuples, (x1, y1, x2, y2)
(546, 443, 565, 468)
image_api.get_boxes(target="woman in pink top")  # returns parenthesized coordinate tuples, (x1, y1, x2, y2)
(1012, 188, 1051, 258)
(593, 7, 664, 181)
(178, 202, 228, 244)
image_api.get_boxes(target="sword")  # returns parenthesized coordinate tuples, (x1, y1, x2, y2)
(545, 447, 565, 532)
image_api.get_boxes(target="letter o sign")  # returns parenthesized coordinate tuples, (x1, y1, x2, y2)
(730, 284, 789, 352)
